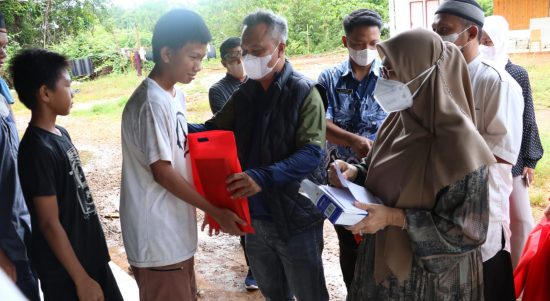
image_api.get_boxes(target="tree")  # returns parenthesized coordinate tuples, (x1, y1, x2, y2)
(479, 0, 493, 16)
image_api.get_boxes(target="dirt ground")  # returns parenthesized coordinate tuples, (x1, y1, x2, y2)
(13, 51, 550, 301)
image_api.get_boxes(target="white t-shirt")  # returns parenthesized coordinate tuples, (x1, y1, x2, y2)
(120, 78, 196, 268)
(468, 55, 524, 262)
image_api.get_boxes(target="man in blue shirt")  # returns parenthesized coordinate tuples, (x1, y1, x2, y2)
(0, 12, 39, 301)
(316, 9, 387, 292)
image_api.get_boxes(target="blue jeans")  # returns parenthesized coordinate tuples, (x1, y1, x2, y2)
(246, 219, 329, 301)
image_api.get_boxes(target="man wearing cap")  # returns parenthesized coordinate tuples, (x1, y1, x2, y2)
(433, 1, 524, 300)
(208, 37, 247, 115)
(0, 11, 40, 301)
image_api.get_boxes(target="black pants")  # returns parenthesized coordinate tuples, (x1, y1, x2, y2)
(40, 263, 123, 301)
(240, 235, 250, 267)
(334, 225, 358, 292)
(483, 231, 516, 301)
(14, 260, 39, 301)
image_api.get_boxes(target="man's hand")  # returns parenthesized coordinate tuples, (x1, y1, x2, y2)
(209, 208, 246, 236)
(327, 160, 358, 187)
(226, 172, 262, 199)
(350, 135, 372, 159)
(0, 248, 16, 282)
(523, 167, 535, 187)
(75, 276, 104, 301)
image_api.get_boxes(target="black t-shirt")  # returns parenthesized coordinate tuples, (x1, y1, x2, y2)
(18, 125, 109, 276)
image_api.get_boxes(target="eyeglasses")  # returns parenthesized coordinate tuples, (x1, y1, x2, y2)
(379, 66, 394, 79)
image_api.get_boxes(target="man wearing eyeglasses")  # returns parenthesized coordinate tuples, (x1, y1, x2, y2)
(208, 37, 247, 115)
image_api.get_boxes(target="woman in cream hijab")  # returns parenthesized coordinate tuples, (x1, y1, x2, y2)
(329, 29, 496, 300)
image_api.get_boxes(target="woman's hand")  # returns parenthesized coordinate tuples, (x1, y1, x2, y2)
(327, 160, 358, 187)
(347, 202, 406, 235)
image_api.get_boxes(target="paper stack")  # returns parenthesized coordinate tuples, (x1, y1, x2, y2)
(301, 163, 380, 226)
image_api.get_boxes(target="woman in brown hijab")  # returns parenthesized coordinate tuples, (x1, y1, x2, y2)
(329, 29, 496, 300)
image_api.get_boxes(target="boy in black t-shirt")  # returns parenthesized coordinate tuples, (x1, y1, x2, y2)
(10, 48, 123, 301)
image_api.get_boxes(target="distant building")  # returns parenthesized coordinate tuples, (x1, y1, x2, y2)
(388, 0, 443, 36)
(494, 0, 550, 50)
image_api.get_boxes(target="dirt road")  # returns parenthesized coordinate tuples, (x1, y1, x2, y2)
(14, 51, 549, 301)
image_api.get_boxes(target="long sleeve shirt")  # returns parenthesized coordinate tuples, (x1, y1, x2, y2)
(505, 61, 544, 177)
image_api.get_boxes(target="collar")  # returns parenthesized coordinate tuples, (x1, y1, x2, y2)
(225, 73, 246, 83)
(468, 53, 482, 70)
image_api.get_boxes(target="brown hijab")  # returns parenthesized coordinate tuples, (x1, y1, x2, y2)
(364, 29, 495, 283)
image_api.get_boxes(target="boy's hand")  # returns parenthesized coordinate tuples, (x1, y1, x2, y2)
(76, 276, 104, 301)
(0, 248, 16, 282)
(226, 172, 261, 199)
(210, 208, 246, 236)
(200, 218, 220, 236)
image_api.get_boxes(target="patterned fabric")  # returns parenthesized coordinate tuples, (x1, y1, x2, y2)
(505, 61, 544, 177)
(348, 166, 489, 301)
(318, 59, 386, 164)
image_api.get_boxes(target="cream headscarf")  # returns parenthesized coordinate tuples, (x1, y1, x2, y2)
(482, 15, 510, 69)
(363, 28, 496, 284)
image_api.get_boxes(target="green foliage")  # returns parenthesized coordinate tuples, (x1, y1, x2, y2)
(2, 0, 390, 76)
(196, 0, 389, 55)
(479, 0, 493, 16)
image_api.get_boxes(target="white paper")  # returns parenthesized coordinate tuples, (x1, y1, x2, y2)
(319, 185, 366, 214)
(333, 162, 381, 204)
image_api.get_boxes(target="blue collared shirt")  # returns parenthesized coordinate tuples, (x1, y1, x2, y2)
(318, 59, 387, 164)
(0, 78, 14, 105)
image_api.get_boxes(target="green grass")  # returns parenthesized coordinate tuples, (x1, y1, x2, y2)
(510, 53, 550, 109)
(71, 96, 129, 118)
(509, 53, 550, 210)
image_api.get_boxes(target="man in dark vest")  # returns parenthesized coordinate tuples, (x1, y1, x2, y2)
(191, 10, 328, 301)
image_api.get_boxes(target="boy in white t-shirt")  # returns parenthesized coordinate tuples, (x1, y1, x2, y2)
(120, 9, 245, 301)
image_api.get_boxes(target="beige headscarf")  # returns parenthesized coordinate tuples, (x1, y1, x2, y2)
(364, 29, 496, 284)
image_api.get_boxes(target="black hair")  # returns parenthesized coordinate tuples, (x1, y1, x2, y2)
(220, 37, 241, 59)
(242, 10, 288, 43)
(152, 9, 212, 64)
(343, 9, 382, 35)
(9, 48, 68, 111)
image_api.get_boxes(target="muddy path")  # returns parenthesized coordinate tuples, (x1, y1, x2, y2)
(13, 52, 550, 301)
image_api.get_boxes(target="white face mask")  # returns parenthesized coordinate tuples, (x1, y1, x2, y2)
(348, 47, 378, 67)
(479, 45, 497, 62)
(440, 26, 471, 43)
(227, 62, 245, 79)
(373, 65, 437, 113)
(243, 44, 280, 80)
